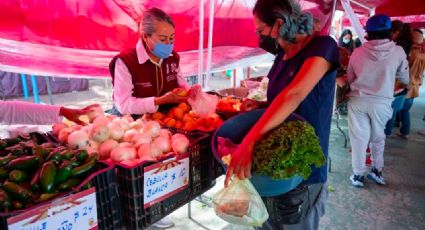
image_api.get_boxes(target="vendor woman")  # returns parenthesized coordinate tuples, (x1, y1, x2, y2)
(109, 7, 191, 116)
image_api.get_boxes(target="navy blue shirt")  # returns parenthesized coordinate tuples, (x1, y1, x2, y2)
(266, 36, 340, 185)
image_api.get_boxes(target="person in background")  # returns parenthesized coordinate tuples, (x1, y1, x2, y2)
(391, 20, 413, 55)
(338, 29, 356, 54)
(400, 29, 425, 138)
(0, 101, 98, 125)
(386, 21, 414, 135)
(312, 17, 322, 35)
(109, 8, 194, 118)
(344, 14, 409, 188)
(226, 0, 340, 229)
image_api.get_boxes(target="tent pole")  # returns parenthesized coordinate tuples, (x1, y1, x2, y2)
(349, 0, 372, 11)
(198, 0, 204, 88)
(330, 0, 338, 36)
(205, 0, 215, 90)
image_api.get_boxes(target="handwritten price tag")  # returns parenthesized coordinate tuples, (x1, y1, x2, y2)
(7, 188, 98, 230)
(143, 154, 189, 208)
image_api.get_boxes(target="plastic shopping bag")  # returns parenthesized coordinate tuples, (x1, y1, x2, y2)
(213, 178, 269, 227)
(187, 85, 218, 118)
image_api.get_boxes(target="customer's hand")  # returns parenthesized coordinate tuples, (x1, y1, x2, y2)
(155, 91, 187, 105)
(224, 140, 254, 187)
(59, 104, 100, 125)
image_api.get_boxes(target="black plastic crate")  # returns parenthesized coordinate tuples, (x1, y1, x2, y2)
(0, 161, 121, 230)
(116, 131, 212, 229)
(166, 128, 217, 195)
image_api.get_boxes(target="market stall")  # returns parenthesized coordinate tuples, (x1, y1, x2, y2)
(0, 0, 424, 229)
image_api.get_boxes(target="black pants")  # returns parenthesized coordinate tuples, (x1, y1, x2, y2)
(257, 183, 324, 230)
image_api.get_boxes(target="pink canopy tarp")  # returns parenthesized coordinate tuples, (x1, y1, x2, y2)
(0, 0, 334, 78)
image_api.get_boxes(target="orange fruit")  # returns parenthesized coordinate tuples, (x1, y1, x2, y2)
(173, 88, 188, 97)
(175, 121, 184, 129)
(173, 108, 184, 120)
(188, 111, 199, 118)
(151, 112, 164, 120)
(178, 103, 190, 112)
(182, 114, 192, 123)
(165, 118, 176, 127)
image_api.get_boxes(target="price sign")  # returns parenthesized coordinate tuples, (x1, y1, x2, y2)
(7, 188, 98, 230)
(143, 154, 189, 208)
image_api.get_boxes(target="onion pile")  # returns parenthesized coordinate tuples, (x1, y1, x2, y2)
(52, 113, 191, 167)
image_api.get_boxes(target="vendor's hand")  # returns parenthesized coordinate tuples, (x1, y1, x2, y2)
(156, 91, 187, 105)
(224, 140, 254, 187)
(59, 104, 100, 125)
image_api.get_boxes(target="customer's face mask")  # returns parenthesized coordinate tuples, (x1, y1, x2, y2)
(258, 23, 278, 55)
(342, 38, 350, 44)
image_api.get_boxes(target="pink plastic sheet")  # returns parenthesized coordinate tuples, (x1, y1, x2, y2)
(0, 0, 333, 78)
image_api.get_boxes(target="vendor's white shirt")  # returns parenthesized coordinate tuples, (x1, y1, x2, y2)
(0, 101, 62, 125)
(113, 40, 190, 115)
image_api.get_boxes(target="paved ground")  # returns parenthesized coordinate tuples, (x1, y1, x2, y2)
(1, 71, 424, 230)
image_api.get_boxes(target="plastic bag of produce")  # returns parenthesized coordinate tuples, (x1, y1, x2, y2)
(187, 85, 218, 118)
(213, 178, 269, 227)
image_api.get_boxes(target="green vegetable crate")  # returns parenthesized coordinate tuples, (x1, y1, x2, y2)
(0, 133, 122, 230)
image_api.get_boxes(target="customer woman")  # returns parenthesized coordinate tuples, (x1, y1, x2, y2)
(338, 29, 355, 54)
(225, 0, 340, 229)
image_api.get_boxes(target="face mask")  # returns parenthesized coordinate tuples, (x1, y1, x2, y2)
(258, 23, 278, 55)
(259, 35, 278, 54)
(148, 37, 174, 59)
(342, 38, 350, 44)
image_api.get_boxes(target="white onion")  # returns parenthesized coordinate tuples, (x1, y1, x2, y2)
(130, 120, 144, 130)
(107, 123, 124, 141)
(133, 133, 152, 148)
(58, 127, 73, 143)
(90, 124, 110, 143)
(159, 129, 172, 139)
(172, 136, 190, 154)
(99, 139, 119, 160)
(137, 143, 162, 159)
(110, 146, 137, 162)
(52, 123, 68, 136)
(112, 117, 130, 131)
(122, 114, 134, 123)
(154, 137, 171, 153)
(93, 116, 110, 126)
(171, 134, 186, 143)
(142, 121, 161, 138)
(123, 129, 139, 143)
(68, 130, 90, 149)
(87, 105, 104, 123)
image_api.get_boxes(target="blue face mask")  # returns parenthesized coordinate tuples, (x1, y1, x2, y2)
(149, 39, 174, 59)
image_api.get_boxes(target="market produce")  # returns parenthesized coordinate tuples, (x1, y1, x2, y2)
(149, 103, 223, 132)
(0, 137, 99, 212)
(216, 97, 241, 113)
(52, 114, 191, 166)
(252, 121, 325, 179)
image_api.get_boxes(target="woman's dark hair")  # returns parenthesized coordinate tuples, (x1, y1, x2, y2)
(391, 20, 412, 43)
(253, 0, 312, 43)
(366, 30, 391, 40)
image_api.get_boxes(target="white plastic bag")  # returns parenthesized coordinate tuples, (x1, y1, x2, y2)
(213, 178, 269, 227)
(187, 85, 218, 118)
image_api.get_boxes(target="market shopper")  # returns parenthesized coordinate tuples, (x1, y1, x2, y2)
(0, 100, 98, 125)
(345, 15, 409, 187)
(396, 29, 425, 139)
(338, 29, 356, 54)
(225, 0, 340, 229)
(109, 8, 193, 117)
